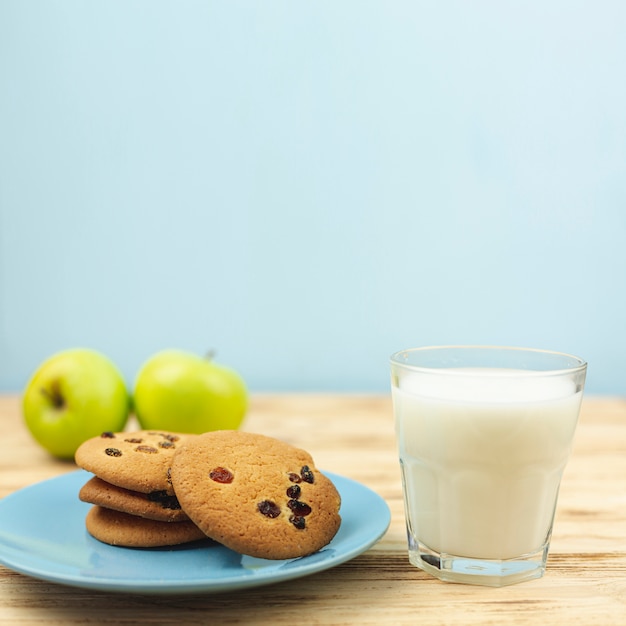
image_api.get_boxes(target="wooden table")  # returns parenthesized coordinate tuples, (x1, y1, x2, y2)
(1, 394, 625, 625)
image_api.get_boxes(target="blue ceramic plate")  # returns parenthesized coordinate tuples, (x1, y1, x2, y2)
(0, 470, 390, 594)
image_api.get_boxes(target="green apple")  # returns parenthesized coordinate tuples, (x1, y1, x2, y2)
(22, 348, 131, 459)
(133, 350, 248, 433)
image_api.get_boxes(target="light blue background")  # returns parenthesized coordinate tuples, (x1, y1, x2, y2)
(1, 1, 625, 395)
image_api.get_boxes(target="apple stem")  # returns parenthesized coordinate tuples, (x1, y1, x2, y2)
(40, 382, 66, 410)
(205, 350, 216, 362)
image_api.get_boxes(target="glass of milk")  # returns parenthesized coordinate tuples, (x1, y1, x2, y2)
(390, 346, 587, 587)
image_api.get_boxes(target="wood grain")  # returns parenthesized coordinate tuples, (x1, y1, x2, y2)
(1, 394, 625, 625)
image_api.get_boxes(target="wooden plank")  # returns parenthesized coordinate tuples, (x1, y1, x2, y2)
(1, 394, 625, 625)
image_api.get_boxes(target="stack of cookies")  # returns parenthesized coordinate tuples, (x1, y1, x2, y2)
(75, 429, 342, 559)
(75, 430, 207, 547)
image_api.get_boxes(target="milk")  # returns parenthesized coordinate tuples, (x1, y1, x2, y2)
(393, 369, 583, 560)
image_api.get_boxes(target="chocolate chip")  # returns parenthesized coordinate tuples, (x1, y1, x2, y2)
(209, 467, 234, 484)
(288, 472, 302, 483)
(300, 465, 314, 484)
(135, 445, 158, 454)
(289, 515, 306, 529)
(148, 432, 180, 442)
(124, 438, 143, 444)
(101, 432, 115, 438)
(286, 484, 301, 499)
(105, 448, 122, 457)
(258, 500, 281, 518)
(148, 490, 182, 510)
(287, 500, 312, 516)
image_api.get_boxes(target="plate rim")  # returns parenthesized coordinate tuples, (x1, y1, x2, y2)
(0, 469, 390, 594)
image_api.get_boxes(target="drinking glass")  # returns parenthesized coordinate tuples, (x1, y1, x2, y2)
(390, 346, 587, 586)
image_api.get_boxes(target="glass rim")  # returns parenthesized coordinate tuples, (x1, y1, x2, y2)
(389, 345, 587, 377)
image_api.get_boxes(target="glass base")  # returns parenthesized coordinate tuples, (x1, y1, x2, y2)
(409, 540, 550, 587)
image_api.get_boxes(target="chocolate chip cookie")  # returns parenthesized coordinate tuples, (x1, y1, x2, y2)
(85, 505, 207, 547)
(75, 430, 192, 495)
(79, 476, 189, 522)
(170, 430, 342, 559)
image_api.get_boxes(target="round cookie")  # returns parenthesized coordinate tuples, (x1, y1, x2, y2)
(75, 430, 192, 495)
(85, 506, 207, 547)
(79, 476, 189, 522)
(170, 430, 342, 560)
